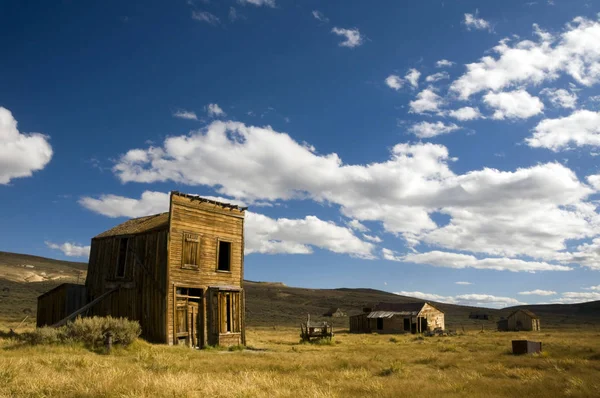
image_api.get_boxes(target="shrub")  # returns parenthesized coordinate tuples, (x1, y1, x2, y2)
(22, 317, 141, 349)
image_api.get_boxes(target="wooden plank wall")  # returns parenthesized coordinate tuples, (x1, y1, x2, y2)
(420, 303, 445, 331)
(85, 229, 168, 343)
(167, 194, 245, 346)
(37, 284, 87, 327)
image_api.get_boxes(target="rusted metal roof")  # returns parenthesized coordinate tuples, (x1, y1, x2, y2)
(367, 310, 419, 318)
(94, 212, 169, 239)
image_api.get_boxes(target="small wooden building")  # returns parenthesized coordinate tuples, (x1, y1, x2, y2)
(507, 309, 540, 331)
(37, 192, 247, 347)
(37, 283, 87, 328)
(322, 307, 346, 317)
(349, 302, 444, 334)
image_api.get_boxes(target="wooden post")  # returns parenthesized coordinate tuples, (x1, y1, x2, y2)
(105, 331, 113, 353)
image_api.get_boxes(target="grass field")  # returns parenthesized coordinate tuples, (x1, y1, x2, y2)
(1, 327, 600, 397)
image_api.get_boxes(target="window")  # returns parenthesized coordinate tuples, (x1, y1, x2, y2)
(403, 318, 410, 331)
(116, 238, 129, 278)
(376, 318, 384, 330)
(182, 233, 200, 270)
(217, 240, 231, 272)
(218, 291, 240, 333)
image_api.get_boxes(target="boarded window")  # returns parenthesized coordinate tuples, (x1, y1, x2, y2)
(218, 291, 240, 333)
(217, 241, 231, 271)
(116, 238, 129, 278)
(182, 233, 200, 270)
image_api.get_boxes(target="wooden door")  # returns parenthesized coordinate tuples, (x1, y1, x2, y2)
(188, 302, 199, 348)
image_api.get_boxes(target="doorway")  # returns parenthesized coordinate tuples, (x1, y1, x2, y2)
(174, 287, 203, 348)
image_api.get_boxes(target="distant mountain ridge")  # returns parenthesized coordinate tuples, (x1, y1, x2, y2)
(0, 251, 598, 328)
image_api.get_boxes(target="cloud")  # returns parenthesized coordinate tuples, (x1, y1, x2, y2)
(436, 59, 455, 68)
(585, 285, 600, 291)
(206, 103, 226, 117)
(551, 291, 600, 304)
(527, 110, 600, 151)
(191, 11, 220, 25)
(347, 219, 369, 232)
(451, 18, 600, 99)
(405, 68, 421, 89)
(238, 0, 275, 7)
(111, 120, 600, 264)
(540, 88, 578, 109)
(551, 237, 600, 271)
(385, 75, 403, 90)
(518, 289, 557, 296)
(79, 191, 375, 258)
(425, 72, 449, 83)
(409, 88, 444, 114)
(448, 107, 482, 121)
(45, 241, 91, 258)
(331, 27, 363, 48)
(395, 291, 523, 308)
(587, 174, 600, 190)
(455, 281, 472, 285)
(312, 10, 328, 23)
(229, 7, 242, 22)
(173, 110, 198, 120)
(464, 10, 491, 31)
(390, 250, 572, 272)
(483, 90, 544, 120)
(362, 234, 382, 243)
(0, 107, 53, 185)
(408, 121, 460, 138)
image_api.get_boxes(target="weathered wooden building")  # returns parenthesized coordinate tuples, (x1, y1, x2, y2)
(37, 191, 247, 347)
(506, 309, 540, 331)
(349, 302, 444, 334)
(322, 308, 346, 317)
(37, 283, 87, 328)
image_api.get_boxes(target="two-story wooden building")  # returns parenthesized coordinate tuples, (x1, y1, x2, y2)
(37, 191, 246, 348)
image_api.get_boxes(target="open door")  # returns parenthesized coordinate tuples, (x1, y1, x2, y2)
(174, 287, 204, 348)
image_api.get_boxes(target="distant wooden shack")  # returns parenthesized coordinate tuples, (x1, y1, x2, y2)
(322, 307, 346, 317)
(507, 309, 540, 331)
(349, 302, 444, 334)
(469, 311, 492, 321)
(37, 191, 247, 348)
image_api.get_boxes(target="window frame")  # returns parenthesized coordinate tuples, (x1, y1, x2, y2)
(217, 290, 241, 334)
(181, 232, 201, 270)
(115, 237, 130, 279)
(216, 239, 232, 273)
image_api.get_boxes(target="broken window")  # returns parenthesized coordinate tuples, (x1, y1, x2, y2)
(116, 238, 129, 278)
(376, 318, 383, 330)
(217, 240, 231, 271)
(403, 318, 410, 331)
(182, 233, 201, 269)
(218, 291, 240, 333)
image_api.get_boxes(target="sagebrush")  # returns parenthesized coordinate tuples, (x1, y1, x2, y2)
(22, 316, 140, 348)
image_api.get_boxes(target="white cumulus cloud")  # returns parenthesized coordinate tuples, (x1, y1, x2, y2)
(464, 11, 491, 31)
(518, 289, 557, 296)
(540, 88, 578, 109)
(409, 88, 445, 114)
(45, 241, 91, 258)
(206, 103, 226, 118)
(408, 121, 460, 138)
(0, 107, 53, 185)
(436, 59, 455, 68)
(173, 110, 198, 120)
(448, 107, 482, 121)
(385, 75, 403, 90)
(527, 110, 600, 151)
(331, 27, 363, 48)
(483, 90, 544, 120)
(395, 291, 523, 308)
(405, 68, 421, 89)
(425, 72, 449, 83)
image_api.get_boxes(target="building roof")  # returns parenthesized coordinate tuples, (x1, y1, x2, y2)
(367, 310, 419, 318)
(94, 213, 169, 239)
(508, 309, 539, 319)
(365, 302, 444, 318)
(94, 192, 248, 239)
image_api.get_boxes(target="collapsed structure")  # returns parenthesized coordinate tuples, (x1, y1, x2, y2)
(37, 191, 247, 347)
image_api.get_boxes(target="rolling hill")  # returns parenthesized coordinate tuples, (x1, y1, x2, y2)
(1, 251, 598, 330)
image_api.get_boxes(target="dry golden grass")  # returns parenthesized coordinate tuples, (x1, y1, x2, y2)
(1, 327, 600, 397)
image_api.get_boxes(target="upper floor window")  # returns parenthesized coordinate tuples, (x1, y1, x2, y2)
(182, 233, 200, 270)
(116, 238, 129, 278)
(217, 240, 231, 272)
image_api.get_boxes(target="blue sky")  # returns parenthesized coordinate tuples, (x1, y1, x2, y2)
(2, 0, 600, 308)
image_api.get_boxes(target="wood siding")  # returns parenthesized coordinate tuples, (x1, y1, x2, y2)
(167, 193, 245, 346)
(418, 303, 445, 331)
(36, 284, 87, 327)
(508, 311, 540, 331)
(85, 229, 169, 343)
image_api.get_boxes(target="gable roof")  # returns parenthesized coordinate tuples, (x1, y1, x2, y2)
(94, 212, 169, 239)
(508, 309, 539, 319)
